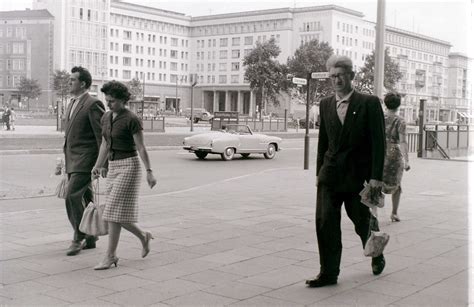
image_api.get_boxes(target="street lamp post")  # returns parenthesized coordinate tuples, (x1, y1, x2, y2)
(190, 74, 197, 132)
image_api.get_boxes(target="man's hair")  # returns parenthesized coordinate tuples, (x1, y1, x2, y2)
(100, 81, 131, 102)
(326, 55, 354, 73)
(71, 66, 92, 89)
(384, 92, 401, 110)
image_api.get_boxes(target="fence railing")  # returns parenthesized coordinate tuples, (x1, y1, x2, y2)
(211, 111, 288, 132)
(141, 116, 165, 132)
(407, 133, 419, 153)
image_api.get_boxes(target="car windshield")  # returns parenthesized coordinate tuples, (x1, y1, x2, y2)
(225, 125, 251, 135)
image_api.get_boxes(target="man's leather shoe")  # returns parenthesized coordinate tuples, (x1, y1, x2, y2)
(66, 241, 84, 256)
(305, 274, 337, 288)
(84, 237, 98, 249)
(372, 254, 385, 275)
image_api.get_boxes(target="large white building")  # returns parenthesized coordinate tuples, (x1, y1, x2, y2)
(31, 0, 471, 122)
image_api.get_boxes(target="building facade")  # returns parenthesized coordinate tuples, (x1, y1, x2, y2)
(0, 9, 54, 110)
(27, 0, 471, 121)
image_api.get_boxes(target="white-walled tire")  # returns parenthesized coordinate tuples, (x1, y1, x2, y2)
(221, 147, 235, 161)
(263, 143, 276, 159)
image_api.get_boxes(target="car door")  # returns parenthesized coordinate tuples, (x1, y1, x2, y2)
(237, 126, 261, 152)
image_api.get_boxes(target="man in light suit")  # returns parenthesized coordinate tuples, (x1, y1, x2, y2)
(64, 66, 105, 256)
(306, 55, 386, 287)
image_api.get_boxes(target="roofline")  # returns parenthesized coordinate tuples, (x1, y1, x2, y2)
(111, 0, 190, 21)
(0, 9, 54, 19)
(191, 4, 364, 21)
(385, 25, 451, 47)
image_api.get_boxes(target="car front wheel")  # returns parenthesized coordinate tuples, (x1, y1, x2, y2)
(263, 144, 276, 159)
(195, 152, 208, 160)
(221, 147, 235, 161)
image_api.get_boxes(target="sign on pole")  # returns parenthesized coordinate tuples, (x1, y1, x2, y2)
(311, 72, 329, 80)
(292, 77, 307, 85)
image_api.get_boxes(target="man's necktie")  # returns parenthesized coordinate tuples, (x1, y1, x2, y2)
(68, 98, 77, 119)
(337, 100, 349, 124)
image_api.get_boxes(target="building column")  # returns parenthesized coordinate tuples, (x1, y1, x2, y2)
(213, 90, 218, 112)
(250, 90, 255, 117)
(225, 91, 231, 111)
(201, 91, 205, 110)
(237, 91, 242, 114)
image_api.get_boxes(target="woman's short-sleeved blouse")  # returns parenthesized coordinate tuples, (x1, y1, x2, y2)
(101, 109, 143, 152)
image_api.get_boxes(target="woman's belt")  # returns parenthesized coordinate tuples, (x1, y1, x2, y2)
(108, 150, 137, 161)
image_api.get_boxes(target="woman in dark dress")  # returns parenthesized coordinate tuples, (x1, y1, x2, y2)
(382, 93, 410, 222)
(92, 81, 157, 270)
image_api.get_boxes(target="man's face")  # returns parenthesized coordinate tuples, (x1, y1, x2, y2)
(69, 72, 84, 95)
(329, 67, 353, 95)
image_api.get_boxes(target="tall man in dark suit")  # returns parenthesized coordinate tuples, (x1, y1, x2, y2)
(306, 55, 386, 287)
(64, 66, 105, 256)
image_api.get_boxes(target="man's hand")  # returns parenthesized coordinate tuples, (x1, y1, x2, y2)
(91, 167, 100, 180)
(404, 162, 411, 171)
(368, 179, 383, 202)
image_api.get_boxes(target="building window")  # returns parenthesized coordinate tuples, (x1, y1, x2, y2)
(220, 38, 228, 47)
(232, 37, 240, 46)
(231, 50, 240, 58)
(123, 57, 131, 66)
(123, 70, 131, 79)
(171, 37, 178, 46)
(231, 75, 239, 83)
(219, 75, 227, 84)
(219, 63, 226, 71)
(219, 50, 228, 59)
(170, 62, 178, 71)
(170, 50, 178, 58)
(123, 44, 132, 53)
(231, 62, 240, 71)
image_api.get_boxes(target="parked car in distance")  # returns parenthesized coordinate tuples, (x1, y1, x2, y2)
(183, 108, 213, 123)
(183, 124, 282, 161)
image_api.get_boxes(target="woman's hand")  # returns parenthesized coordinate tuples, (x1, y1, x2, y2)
(404, 162, 411, 171)
(146, 171, 157, 189)
(91, 167, 101, 180)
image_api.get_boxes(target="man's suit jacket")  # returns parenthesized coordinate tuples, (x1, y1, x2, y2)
(317, 91, 385, 193)
(63, 93, 105, 174)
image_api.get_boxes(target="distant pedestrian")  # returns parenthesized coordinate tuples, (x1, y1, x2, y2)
(10, 107, 16, 130)
(91, 80, 157, 270)
(306, 55, 387, 288)
(3, 106, 11, 130)
(63, 66, 106, 256)
(382, 93, 410, 222)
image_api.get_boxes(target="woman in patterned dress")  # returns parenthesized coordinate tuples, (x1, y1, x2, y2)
(91, 81, 157, 270)
(382, 93, 410, 222)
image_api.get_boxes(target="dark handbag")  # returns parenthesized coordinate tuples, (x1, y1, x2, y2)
(79, 180, 108, 236)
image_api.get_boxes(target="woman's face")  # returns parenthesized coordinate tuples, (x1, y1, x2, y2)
(105, 94, 125, 112)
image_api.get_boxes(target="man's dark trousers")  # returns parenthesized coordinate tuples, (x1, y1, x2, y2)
(316, 184, 379, 278)
(66, 172, 93, 242)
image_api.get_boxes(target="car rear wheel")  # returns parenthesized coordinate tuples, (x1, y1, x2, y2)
(241, 153, 250, 158)
(195, 152, 208, 160)
(263, 144, 276, 159)
(221, 147, 235, 161)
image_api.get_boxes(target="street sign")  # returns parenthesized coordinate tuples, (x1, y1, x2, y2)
(292, 77, 307, 85)
(311, 72, 329, 79)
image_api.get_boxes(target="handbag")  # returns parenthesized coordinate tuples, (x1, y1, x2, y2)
(55, 158, 68, 199)
(364, 213, 390, 257)
(79, 180, 108, 236)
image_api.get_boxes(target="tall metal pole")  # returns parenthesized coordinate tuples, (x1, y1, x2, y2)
(190, 85, 194, 132)
(175, 78, 178, 116)
(141, 77, 146, 118)
(304, 73, 311, 170)
(374, 0, 386, 98)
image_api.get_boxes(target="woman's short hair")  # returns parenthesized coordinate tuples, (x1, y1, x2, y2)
(326, 55, 353, 73)
(384, 92, 401, 110)
(100, 81, 131, 102)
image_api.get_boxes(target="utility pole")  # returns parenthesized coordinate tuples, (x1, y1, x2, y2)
(304, 72, 311, 170)
(374, 0, 386, 98)
(190, 74, 197, 132)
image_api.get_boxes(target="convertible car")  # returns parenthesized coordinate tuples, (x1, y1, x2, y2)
(183, 124, 282, 161)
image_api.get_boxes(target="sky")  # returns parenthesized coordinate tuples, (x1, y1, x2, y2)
(1, 0, 472, 55)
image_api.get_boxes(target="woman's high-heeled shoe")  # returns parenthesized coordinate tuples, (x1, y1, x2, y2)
(94, 256, 119, 270)
(142, 232, 154, 258)
(391, 214, 401, 222)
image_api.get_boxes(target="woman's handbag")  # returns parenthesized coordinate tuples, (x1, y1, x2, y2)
(55, 158, 68, 199)
(79, 180, 108, 236)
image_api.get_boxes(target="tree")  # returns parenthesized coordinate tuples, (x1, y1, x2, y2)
(287, 39, 334, 104)
(243, 38, 289, 117)
(354, 48, 403, 95)
(127, 78, 143, 100)
(52, 70, 70, 110)
(17, 77, 42, 111)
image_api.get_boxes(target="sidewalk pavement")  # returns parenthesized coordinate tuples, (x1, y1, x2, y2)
(0, 157, 471, 306)
(0, 125, 314, 137)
